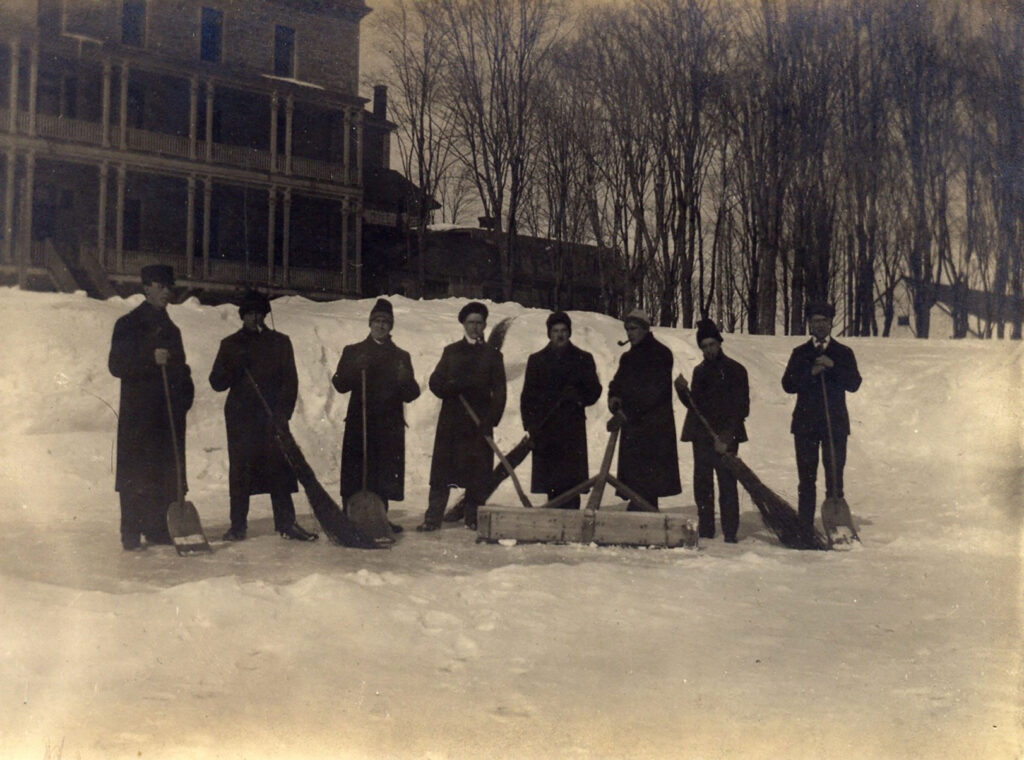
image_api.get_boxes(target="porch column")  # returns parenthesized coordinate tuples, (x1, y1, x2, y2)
(281, 188, 291, 287)
(185, 175, 196, 278)
(354, 201, 363, 294)
(97, 162, 108, 268)
(204, 80, 214, 161)
(26, 44, 38, 137)
(340, 199, 349, 292)
(8, 41, 19, 132)
(342, 108, 351, 184)
(115, 164, 126, 271)
(3, 152, 15, 263)
(354, 110, 363, 186)
(269, 93, 279, 171)
(202, 177, 212, 278)
(18, 151, 35, 288)
(266, 186, 276, 283)
(118, 61, 129, 149)
(284, 94, 293, 175)
(188, 76, 198, 160)
(101, 61, 111, 147)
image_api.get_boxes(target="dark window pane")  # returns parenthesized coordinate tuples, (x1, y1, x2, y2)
(274, 26, 295, 77)
(201, 8, 223, 62)
(122, 0, 145, 46)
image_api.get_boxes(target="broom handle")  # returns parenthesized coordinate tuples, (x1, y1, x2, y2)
(459, 394, 533, 509)
(361, 368, 369, 491)
(678, 381, 721, 444)
(160, 364, 185, 505)
(820, 373, 840, 489)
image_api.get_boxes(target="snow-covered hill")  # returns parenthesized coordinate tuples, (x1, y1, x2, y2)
(0, 288, 1020, 760)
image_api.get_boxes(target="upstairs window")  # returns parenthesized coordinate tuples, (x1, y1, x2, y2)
(122, 0, 146, 46)
(274, 26, 295, 77)
(200, 8, 223, 62)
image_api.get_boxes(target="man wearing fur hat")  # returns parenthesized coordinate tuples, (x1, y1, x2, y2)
(607, 309, 681, 510)
(419, 301, 506, 531)
(332, 298, 421, 533)
(520, 311, 602, 509)
(674, 319, 749, 542)
(108, 265, 194, 550)
(782, 301, 862, 533)
(210, 290, 318, 542)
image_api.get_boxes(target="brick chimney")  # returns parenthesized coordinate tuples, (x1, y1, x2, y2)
(373, 85, 388, 120)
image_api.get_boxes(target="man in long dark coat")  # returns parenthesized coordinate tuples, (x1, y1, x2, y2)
(332, 298, 421, 533)
(419, 301, 506, 531)
(108, 265, 194, 551)
(209, 290, 318, 542)
(520, 311, 602, 509)
(782, 301, 862, 533)
(675, 319, 749, 542)
(607, 309, 681, 511)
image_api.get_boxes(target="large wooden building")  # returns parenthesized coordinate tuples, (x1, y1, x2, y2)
(0, 0, 413, 299)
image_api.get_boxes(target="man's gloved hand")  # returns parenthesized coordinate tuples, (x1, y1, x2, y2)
(608, 396, 623, 414)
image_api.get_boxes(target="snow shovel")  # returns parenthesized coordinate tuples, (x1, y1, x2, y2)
(820, 373, 860, 549)
(161, 364, 211, 555)
(345, 368, 395, 544)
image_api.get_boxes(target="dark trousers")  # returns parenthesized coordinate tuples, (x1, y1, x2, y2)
(424, 484, 480, 526)
(546, 489, 581, 510)
(794, 433, 847, 530)
(692, 441, 740, 539)
(230, 490, 297, 533)
(120, 490, 173, 546)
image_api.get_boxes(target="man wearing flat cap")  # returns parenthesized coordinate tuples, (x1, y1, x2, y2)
(782, 301, 862, 533)
(108, 265, 195, 550)
(332, 298, 421, 533)
(210, 290, 318, 542)
(419, 301, 506, 531)
(520, 311, 602, 509)
(674, 319, 749, 542)
(607, 309, 681, 510)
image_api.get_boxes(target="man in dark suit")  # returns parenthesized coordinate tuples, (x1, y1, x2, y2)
(675, 319, 749, 542)
(209, 290, 318, 542)
(782, 301, 862, 533)
(108, 265, 194, 551)
(520, 311, 602, 509)
(419, 302, 506, 531)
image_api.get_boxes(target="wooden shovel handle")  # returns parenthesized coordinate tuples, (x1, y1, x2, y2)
(459, 394, 533, 509)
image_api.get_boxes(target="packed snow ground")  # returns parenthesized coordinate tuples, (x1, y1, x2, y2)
(0, 288, 1021, 760)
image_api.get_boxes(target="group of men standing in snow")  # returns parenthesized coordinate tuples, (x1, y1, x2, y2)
(108, 264, 860, 551)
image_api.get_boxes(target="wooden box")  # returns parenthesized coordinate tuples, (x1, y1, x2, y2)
(477, 505, 698, 548)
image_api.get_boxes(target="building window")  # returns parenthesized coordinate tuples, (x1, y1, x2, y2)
(122, 0, 146, 46)
(200, 8, 223, 62)
(274, 26, 295, 77)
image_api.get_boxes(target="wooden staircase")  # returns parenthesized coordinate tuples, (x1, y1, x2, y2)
(42, 239, 117, 299)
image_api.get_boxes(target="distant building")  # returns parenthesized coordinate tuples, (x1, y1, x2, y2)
(0, 0, 414, 300)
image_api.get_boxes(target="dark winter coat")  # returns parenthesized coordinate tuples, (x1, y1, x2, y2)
(332, 336, 420, 500)
(209, 327, 299, 496)
(781, 338, 862, 437)
(520, 342, 603, 493)
(428, 339, 506, 488)
(607, 332, 682, 498)
(108, 301, 194, 499)
(678, 351, 749, 447)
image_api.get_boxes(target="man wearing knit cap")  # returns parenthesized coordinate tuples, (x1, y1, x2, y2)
(210, 290, 318, 542)
(108, 265, 194, 550)
(520, 311, 602, 509)
(333, 298, 421, 533)
(782, 301, 862, 533)
(606, 309, 681, 510)
(419, 301, 506, 530)
(674, 318, 749, 542)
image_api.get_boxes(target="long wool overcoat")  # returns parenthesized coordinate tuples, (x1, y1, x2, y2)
(520, 342, 602, 494)
(607, 331, 682, 499)
(428, 340, 506, 489)
(209, 327, 299, 496)
(332, 336, 421, 500)
(678, 351, 750, 447)
(108, 301, 195, 500)
(781, 338, 862, 438)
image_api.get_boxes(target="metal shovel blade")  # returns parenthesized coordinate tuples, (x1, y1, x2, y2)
(821, 495, 859, 550)
(167, 499, 212, 556)
(347, 490, 395, 546)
